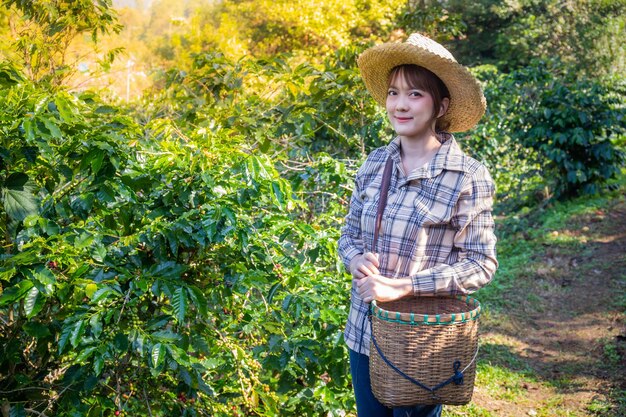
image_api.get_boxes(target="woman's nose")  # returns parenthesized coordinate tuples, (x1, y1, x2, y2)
(395, 97, 408, 111)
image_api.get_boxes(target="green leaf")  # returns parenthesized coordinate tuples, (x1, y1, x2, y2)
(187, 285, 208, 317)
(0, 266, 16, 282)
(39, 218, 60, 235)
(113, 332, 128, 351)
(151, 330, 181, 343)
(76, 346, 97, 363)
(167, 345, 191, 367)
(58, 322, 73, 353)
(89, 314, 103, 339)
(149, 261, 186, 279)
(88, 405, 103, 417)
(0, 280, 34, 306)
(92, 286, 121, 303)
(1, 173, 38, 221)
(80, 149, 106, 175)
(22, 321, 51, 338)
(151, 343, 165, 368)
(271, 181, 285, 210)
(85, 283, 98, 298)
(0, 65, 25, 85)
(26, 266, 56, 295)
(247, 155, 271, 181)
(146, 315, 170, 330)
(22, 117, 35, 141)
(268, 282, 282, 304)
(90, 244, 107, 262)
(94, 355, 104, 376)
(4, 251, 37, 266)
(70, 320, 87, 348)
(95, 105, 117, 114)
(75, 231, 95, 249)
(42, 117, 63, 139)
(55, 94, 78, 123)
(172, 287, 187, 322)
(134, 277, 149, 292)
(24, 285, 44, 318)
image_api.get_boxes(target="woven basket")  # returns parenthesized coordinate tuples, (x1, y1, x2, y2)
(369, 296, 480, 406)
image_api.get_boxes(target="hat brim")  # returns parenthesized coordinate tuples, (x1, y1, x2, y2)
(357, 43, 486, 133)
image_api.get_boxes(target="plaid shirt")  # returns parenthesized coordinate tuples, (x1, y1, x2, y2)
(338, 135, 498, 355)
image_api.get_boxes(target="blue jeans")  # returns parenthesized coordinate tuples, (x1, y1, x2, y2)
(349, 349, 442, 417)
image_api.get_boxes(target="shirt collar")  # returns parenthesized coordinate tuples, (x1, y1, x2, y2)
(386, 133, 467, 181)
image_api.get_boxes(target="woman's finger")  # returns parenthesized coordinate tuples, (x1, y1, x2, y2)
(363, 252, 380, 267)
(352, 269, 365, 279)
(357, 263, 377, 277)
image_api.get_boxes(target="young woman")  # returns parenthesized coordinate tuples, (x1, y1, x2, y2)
(338, 33, 498, 417)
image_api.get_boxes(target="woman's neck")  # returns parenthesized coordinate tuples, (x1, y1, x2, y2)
(399, 133, 442, 176)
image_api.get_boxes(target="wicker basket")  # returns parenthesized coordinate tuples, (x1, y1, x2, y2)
(369, 296, 480, 406)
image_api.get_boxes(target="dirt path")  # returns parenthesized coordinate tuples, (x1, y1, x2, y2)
(475, 196, 626, 416)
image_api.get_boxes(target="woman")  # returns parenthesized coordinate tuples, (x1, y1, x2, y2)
(338, 33, 498, 416)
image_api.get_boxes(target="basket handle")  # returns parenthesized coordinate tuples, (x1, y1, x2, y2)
(372, 156, 394, 253)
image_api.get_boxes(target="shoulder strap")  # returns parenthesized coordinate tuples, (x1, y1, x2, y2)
(372, 156, 394, 253)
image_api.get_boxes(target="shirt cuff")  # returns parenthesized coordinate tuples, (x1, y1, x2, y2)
(410, 270, 436, 296)
(341, 248, 363, 272)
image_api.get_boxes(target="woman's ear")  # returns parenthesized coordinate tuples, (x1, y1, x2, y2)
(438, 97, 450, 118)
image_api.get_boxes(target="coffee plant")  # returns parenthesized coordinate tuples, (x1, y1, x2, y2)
(0, 64, 354, 416)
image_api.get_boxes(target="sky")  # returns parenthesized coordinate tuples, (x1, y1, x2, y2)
(112, 0, 153, 9)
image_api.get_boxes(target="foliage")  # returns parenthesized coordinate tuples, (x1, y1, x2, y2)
(461, 63, 626, 206)
(149, 46, 387, 160)
(502, 64, 625, 198)
(443, 0, 626, 77)
(459, 64, 546, 213)
(138, 0, 405, 65)
(1, 0, 123, 86)
(398, 0, 467, 40)
(0, 65, 353, 416)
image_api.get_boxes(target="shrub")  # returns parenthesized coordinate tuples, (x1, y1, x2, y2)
(508, 64, 625, 197)
(0, 67, 352, 416)
(463, 63, 625, 209)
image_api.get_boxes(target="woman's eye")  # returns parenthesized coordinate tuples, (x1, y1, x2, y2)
(409, 91, 422, 97)
(387, 90, 397, 96)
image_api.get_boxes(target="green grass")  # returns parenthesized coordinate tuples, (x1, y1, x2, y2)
(534, 396, 583, 417)
(586, 389, 626, 417)
(612, 274, 626, 312)
(477, 363, 531, 401)
(601, 339, 622, 365)
(443, 403, 495, 417)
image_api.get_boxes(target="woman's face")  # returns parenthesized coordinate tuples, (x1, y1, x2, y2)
(385, 72, 439, 141)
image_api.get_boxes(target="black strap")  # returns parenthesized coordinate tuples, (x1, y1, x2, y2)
(372, 157, 394, 253)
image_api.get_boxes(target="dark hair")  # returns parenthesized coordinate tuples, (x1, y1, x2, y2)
(388, 64, 451, 132)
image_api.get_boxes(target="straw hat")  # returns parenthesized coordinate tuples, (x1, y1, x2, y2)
(357, 33, 486, 133)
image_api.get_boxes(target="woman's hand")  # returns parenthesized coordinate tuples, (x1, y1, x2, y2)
(349, 252, 380, 279)
(354, 275, 412, 304)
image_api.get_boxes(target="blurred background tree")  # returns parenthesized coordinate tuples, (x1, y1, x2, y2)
(442, 0, 626, 77)
(1, 0, 123, 87)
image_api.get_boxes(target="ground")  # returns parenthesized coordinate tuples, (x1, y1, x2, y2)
(465, 195, 626, 417)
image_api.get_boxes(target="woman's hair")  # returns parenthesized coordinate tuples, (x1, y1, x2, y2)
(388, 64, 451, 132)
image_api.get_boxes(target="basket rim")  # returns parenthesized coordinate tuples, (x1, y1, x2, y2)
(371, 295, 481, 325)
